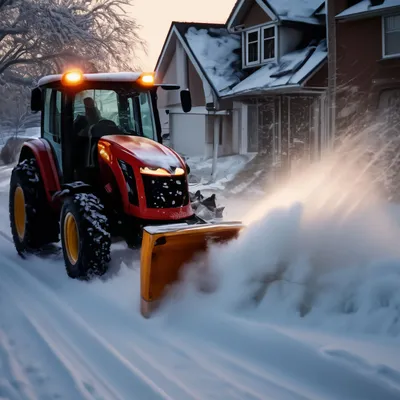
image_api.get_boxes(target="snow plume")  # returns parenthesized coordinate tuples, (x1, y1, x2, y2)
(163, 132, 400, 338)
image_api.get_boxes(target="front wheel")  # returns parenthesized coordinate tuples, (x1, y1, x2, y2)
(60, 193, 111, 279)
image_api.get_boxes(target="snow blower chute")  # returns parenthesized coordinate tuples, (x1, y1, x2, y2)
(9, 69, 245, 318)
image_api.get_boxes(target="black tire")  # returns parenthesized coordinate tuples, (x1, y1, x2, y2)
(60, 193, 111, 279)
(9, 157, 60, 255)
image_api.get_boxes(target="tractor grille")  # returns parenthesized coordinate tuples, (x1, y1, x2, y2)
(141, 174, 189, 209)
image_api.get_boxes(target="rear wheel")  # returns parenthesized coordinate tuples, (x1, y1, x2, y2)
(60, 193, 111, 279)
(9, 157, 60, 255)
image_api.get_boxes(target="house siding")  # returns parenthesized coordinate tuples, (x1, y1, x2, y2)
(279, 26, 303, 57)
(157, 52, 180, 109)
(305, 63, 328, 88)
(187, 57, 206, 107)
(336, 16, 400, 132)
(242, 1, 273, 27)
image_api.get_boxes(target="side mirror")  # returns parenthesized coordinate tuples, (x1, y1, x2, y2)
(31, 87, 42, 113)
(180, 89, 192, 113)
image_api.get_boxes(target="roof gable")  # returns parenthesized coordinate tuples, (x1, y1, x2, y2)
(227, 0, 277, 29)
(227, 0, 324, 28)
(267, 0, 324, 22)
(155, 22, 244, 98)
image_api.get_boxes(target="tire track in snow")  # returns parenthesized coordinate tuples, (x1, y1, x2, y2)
(159, 316, 400, 400)
(132, 333, 311, 400)
(0, 330, 36, 400)
(8, 244, 265, 400)
(0, 297, 95, 400)
(0, 252, 189, 400)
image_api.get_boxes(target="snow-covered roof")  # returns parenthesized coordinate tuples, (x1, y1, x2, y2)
(227, 0, 324, 27)
(267, 0, 324, 24)
(38, 72, 142, 87)
(224, 40, 327, 97)
(337, 0, 400, 19)
(184, 26, 244, 95)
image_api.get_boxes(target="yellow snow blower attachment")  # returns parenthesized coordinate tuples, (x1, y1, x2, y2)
(140, 221, 244, 317)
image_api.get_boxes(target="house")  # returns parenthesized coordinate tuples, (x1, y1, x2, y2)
(154, 0, 329, 178)
(333, 0, 400, 135)
(154, 22, 243, 159)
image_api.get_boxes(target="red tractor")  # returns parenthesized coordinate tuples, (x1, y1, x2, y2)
(9, 70, 243, 316)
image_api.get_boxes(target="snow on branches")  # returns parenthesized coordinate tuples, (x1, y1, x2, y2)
(0, 0, 146, 84)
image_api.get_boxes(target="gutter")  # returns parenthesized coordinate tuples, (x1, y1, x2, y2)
(336, 6, 400, 21)
(220, 84, 304, 99)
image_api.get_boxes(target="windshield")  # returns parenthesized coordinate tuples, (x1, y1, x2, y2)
(72, 89, 156, 140)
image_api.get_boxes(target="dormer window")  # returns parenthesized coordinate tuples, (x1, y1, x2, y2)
(246, 29, 260, 65)
(262, 27, 275, 61)
(244, 24, 276, 68)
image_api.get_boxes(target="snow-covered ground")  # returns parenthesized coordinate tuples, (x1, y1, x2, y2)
(187, 154, 256, 192)
(1, 144, 400, 399)
(0, 127, 41, 152)
(0, 127, 40, 144)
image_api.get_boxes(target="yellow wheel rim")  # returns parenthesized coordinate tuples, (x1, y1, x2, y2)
(14, 186, 26, 241)
(64, 212, 79, 265)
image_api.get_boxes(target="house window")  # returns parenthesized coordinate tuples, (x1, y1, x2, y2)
(245, 25, 276, 67)
(383, 14, 400, 57)
(262, 27, 275, 61)
(246, 29, 260, 65)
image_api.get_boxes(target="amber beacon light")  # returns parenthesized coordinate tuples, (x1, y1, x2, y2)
(138, 72, 155, 86)
(61, 70, 84, 86)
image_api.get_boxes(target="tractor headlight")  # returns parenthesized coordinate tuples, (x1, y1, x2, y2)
(118, 159, 139, 206)
(140, 167, 185, 176)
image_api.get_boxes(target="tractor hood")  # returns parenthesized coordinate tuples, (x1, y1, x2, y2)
(102, 135, 185, 172)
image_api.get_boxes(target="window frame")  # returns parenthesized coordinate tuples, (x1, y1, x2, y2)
(243, 23, 277, 68)
(246, 28, 261, 66)
(382, 13, 400, 59)
(261, 25, 276, 62)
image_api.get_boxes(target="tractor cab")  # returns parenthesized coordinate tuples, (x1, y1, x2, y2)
(30, 70, 192, 184)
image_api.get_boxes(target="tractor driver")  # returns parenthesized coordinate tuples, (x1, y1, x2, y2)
(71, 96, 103, 173)
(73, 96, 102, 137)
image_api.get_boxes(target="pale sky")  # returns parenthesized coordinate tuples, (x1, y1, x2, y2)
(129, 0, 237, 70)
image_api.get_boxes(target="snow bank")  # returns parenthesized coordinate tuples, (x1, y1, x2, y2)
(164, 134, 400, 338)
(187, 154, 255, 192)
(185, 27, 242, 94)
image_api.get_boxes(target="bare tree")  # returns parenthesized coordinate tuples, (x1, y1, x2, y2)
(0, 0, 147, 85)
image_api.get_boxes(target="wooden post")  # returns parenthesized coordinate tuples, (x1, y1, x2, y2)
(326, 0, 337, 149)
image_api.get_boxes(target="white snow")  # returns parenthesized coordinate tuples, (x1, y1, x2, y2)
(268, 0, 324, 24)
(0, 126, 40, 145)
(226, 40, 327, 96)
(185, 27, 242, 94)
(187, 154, 256, 192)
(1, 132, 400, 398)
(337, 0, 400, 18)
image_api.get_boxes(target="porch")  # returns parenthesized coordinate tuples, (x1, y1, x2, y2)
(233, 92, 329, 180)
